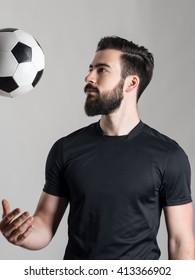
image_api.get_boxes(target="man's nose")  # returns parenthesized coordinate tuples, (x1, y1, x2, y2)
(85, 71, 96, 84)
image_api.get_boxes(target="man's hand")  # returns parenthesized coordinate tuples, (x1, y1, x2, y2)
(0, 199, 33, 246)
(0, 193, 68, 250)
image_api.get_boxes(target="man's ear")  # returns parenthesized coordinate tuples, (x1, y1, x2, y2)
(124, 75, 140, 93)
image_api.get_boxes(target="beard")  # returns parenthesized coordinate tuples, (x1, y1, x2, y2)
(84, 79, 124, 116)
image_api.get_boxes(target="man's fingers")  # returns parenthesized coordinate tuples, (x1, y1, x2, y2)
(0, 207, 21, 232)
(8, 217, 34, 244)
(2, 199, 10, 218)
(3, 212, 31, 237)
(15, 225, 33, 243)
(0, 200, 34, 245)
(2, 208, 20, 224)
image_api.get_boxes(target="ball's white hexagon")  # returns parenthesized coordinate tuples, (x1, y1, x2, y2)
(0, 52, 17, 76)
(14, 29, 37, 48)
(10, 84, 33, 97)
(13, 62, 37, 85)
(32, 45, 45, 71)
(0, 32, 17, 51)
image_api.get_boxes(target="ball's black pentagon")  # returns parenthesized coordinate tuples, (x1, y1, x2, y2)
(0, 76, 19, 92)
(0, 28, 18, 32)
(12, 42, 32, 63)
(32, 69, 44, 87)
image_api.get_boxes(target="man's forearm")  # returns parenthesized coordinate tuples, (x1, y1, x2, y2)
(20, 216, 53, 250)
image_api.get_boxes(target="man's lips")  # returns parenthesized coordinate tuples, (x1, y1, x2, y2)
(84, 84, 99, 95)
(86, 91, 99, 100)
(86, 90, 98, 95)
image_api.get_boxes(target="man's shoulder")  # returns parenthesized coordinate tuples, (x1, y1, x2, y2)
(48, 122, 98, 157)
(142, 122, 189, 163)
(66, 122, 97, 138)
(55, 122, 98, 145)
(142, 122, 179, 147)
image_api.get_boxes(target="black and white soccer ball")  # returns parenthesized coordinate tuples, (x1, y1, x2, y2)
(0, 28, 45, 98)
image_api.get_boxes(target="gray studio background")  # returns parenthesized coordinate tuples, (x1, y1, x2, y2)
(0, 0, 194, 260)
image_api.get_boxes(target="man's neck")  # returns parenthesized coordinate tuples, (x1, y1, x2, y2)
(99, 109, 140, 136)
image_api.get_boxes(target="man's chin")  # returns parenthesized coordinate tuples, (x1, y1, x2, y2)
(84, 105, 101, 117)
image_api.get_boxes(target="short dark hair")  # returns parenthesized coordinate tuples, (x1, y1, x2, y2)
(96, 36, 154, 101)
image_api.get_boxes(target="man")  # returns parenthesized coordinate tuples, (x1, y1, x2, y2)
(0, 36, 194, 259)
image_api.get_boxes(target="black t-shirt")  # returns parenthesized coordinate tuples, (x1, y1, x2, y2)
(43, 121, 192, 259)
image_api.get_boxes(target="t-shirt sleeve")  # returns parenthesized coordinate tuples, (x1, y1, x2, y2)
(160, 143, 192, 206)
(43, 139, 70, 198)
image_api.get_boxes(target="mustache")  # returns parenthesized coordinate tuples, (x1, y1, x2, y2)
(84, 83, 100, 94)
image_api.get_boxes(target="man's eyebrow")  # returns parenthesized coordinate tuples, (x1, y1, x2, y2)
(89, 63, 111, 70)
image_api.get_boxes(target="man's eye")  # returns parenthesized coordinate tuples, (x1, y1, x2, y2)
(98, 67, 106, 73)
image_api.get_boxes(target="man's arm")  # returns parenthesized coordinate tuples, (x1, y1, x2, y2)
(164, 202, 195, 259)
(0, 192, 69, 250)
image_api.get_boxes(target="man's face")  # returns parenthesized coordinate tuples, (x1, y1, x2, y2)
(84, 49, 125, 116)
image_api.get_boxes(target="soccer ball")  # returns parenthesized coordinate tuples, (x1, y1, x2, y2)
(0, 28, 45, 98)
